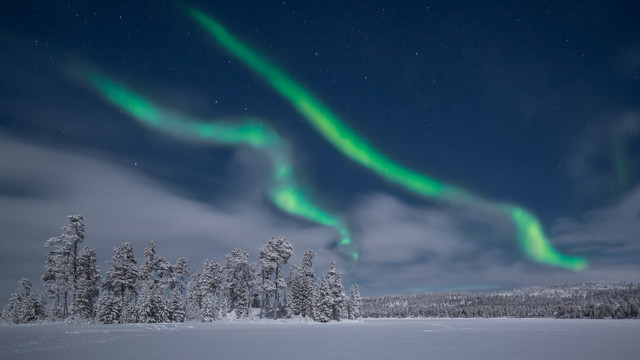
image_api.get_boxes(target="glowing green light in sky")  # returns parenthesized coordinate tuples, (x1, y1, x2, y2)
(185, 4, 587, 270)
(72, 67, 357, 261)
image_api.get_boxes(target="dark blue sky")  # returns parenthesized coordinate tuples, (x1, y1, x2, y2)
(1, 0, 639, 297)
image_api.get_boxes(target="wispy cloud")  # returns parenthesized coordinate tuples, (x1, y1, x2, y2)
(0, 134, 336, 298)
(2, 133, 639, 300)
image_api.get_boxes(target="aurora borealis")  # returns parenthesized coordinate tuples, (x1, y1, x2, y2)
(182, 4, 587, 270)
(72, 66, 357, 260)
(1, 0, 639, 296)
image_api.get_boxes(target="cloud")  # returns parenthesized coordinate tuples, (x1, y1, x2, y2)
(2, 133, 640, 302)
(348, 188, 640, 295)
(0, 134, 336, 300)
(564, 112, 640, 201)
(551, 186, 640, 263)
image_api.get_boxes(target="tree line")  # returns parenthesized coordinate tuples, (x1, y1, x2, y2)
(361, 283, 640, 319)
(1, 215, 362, 324)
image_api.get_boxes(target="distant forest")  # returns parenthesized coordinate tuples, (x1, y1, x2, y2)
(362, 283, 640, 319)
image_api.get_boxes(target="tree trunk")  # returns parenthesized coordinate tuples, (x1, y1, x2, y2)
(273, 264, 279, 320)
(260, 271, 265, 319)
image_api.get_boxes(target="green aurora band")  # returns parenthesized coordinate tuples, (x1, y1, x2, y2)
(184, 4, 588, 271)
(73, 67, 357, 260)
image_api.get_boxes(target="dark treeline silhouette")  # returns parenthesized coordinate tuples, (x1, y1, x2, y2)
(362, 283, 640, 319)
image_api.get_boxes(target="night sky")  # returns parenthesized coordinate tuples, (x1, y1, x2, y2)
(1, 0, 639, 299)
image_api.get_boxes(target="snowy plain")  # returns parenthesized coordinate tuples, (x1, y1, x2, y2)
(1, 318, 639, 360)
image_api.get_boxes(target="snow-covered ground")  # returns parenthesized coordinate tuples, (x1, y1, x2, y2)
(1, 318, 639, 360)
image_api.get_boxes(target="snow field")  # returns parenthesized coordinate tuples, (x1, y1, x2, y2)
(1, 318, 639, 360)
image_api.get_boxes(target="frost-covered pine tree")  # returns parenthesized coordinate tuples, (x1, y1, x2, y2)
(65, 215, 85, 305)
(327, 260, 345, 321)
(138, 242, 170, 323)
(287, 264, 304, 317)
(42, 215, 84, 319)
(258, 236, 293, 319)
(72, 247, 100, 321)
(198, 259, 222, 320)
(102, 242, 138, 323)
(186, 271, 203, 321)
(167, 287, 185, 322)
(96, 292, 121, 324)
(313, 276, 333, 322)
(167, 257, 189, 322)
(42, 237, 70, 320)
(42, 215, 86, 319)
(348, 284, 362, 320)
(172, 257, 189, 298)
(200, 259, 222, 299)
(2, 278, 46, 324)
(201, 293, 218, 322)
(258, 247, 275, 319)
(288, 251, 315, 318)
(224, 248, 254, 319)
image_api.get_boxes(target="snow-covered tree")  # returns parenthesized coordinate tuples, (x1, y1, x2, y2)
(258, 236, 293, 319)
(348, 284, 362, 320)
(72, 247, 100, 321)
(42, 215, 86, 319)
(186, 271, 203, 321)
(96, 292, 121, 324)
(2, 278, 45, 324)
(42, 238, 70, 320)
(288, 250, 315, 318)
(167, 257, 189, 322)
(327, 260, 345, 321)
(138, 242, 171, 323)
(172, 257, 189, 297)
(167, 287, 186, 322)
(201, 293, 218, 322)
(42, 228, 70, 318)
(102, 242, 138, 323)
(258, 249, 275, 319)
(313, 276, 333, 322)
(65, 215, 85, 302)
(199, 259, 222, 320)
(138, 279, 166, 323)
(201, 259, 223, 299)
(224, 248, 254, 319)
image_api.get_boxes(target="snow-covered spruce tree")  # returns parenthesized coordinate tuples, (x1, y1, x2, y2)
(167, 287, 185, 322)
(101, 242, 138, 323)
(138, 279, 166, 323)
(287, 264, 304, 317)
(313, 276, 333, 322)
(258, 246, 275, 319)
(167, 257, 189, 322)
(65, 215, 85, 308)
(201, 293, 218, 322)
(172, 257, 189, 298)
(348, 284, 362, 320)
(186, 271, 203, 321)
(287, 250, 315, 318)
(258, 236, 293, 319)
(42, 215, 85, 319)
(42, 237, 70, 320)
(72, 247, 100, 321)
(327, 260, 345, 321)
(96, 292, 121, 324)
(198, 259, 222, 320)
(138, 242, 171, 323)
(224, 248, 254, 319)
(301, 250, 316, 317)
(2, 278, 46, 324)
